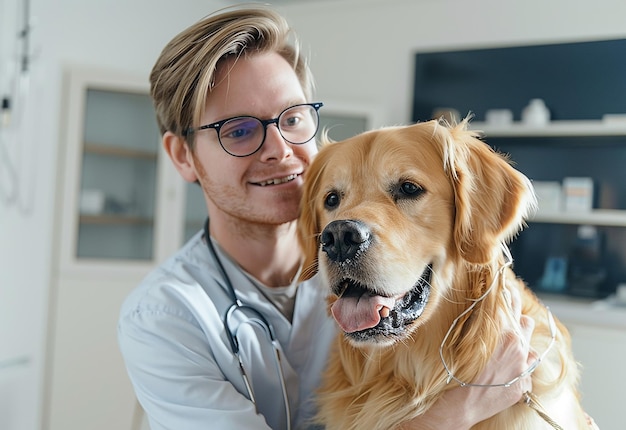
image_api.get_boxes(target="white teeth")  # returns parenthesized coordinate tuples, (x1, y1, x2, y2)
(257, 174, 297, 186)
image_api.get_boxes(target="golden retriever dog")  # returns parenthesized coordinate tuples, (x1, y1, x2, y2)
(298, 120, 591, 429)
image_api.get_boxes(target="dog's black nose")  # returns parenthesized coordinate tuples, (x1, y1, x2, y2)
(320, 220, 371, 262)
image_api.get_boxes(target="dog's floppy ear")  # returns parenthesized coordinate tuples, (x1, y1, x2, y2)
(297, 146, 330, 281)
(441, 121, 537, 264)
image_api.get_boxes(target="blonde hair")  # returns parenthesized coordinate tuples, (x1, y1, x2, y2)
(150, 5, 314, 147)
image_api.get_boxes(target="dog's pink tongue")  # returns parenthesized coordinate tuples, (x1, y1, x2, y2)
(331, 294, 396, 333)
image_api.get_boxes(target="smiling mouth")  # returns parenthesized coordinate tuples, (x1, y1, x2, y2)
(330, 264, 432, 342)
(254, 174, 300, 187)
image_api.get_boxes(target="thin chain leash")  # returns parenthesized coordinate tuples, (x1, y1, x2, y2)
(438, 244, 565, 429)
(522, 391, 564, 430)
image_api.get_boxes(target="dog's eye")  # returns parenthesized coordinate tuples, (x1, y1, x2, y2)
(393, 181, 425, 201)
(400, 181, 423, 197)
(324, 192, 340, 209)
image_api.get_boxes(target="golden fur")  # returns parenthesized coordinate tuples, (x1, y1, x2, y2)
(298, 120, 588, 429)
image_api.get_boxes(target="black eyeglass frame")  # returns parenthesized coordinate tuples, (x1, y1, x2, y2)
(183, 102, 324, 157)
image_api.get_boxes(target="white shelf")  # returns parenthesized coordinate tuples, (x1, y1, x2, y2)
(466, 120, 626, 227)
(531, 209, 626, 227)
(470, 120, 626, 137)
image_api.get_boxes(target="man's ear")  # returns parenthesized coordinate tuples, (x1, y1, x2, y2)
(163, 131, 198, 183)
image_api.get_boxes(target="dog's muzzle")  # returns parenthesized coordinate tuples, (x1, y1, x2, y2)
(320, 219, 432, 342)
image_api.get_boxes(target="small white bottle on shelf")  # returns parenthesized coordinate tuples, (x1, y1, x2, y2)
(522, 98, 550, 126)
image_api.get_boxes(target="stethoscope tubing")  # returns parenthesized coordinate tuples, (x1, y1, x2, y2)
(203, 218, 292, 430)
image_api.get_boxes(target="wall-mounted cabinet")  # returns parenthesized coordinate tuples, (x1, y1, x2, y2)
(77, 88, 159, 260)
(57, 67, 207, 277)
(58, 68, 162, 276)
(469, 121, 626, 298)
(412, 39, 626, 299)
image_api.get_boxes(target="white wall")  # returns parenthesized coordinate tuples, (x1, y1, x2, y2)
(2, 0, 626, 429)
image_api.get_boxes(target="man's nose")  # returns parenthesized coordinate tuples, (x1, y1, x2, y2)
(260, 123, 292, 160)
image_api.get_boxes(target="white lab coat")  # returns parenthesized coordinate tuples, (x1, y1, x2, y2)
(118, 231, 336, 430)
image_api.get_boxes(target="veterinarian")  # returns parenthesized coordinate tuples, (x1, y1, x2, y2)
(118, 5, 536, 429)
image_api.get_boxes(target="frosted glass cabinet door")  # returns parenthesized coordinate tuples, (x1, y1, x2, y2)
(76, 89, 160, 260)
(183, 182, 206, 242)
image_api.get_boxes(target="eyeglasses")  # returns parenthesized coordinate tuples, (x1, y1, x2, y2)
(184, 102, 323, 157)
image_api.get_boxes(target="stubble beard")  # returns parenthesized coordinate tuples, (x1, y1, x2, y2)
(194, 157, 300, 227)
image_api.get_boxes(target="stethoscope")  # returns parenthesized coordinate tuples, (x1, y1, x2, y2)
(203, 218, 292, 430)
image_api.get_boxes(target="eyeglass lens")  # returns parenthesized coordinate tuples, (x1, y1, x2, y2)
(219, 104, 319, 156)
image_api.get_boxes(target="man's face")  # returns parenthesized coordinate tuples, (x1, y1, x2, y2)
(191, 52, 318, 228)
